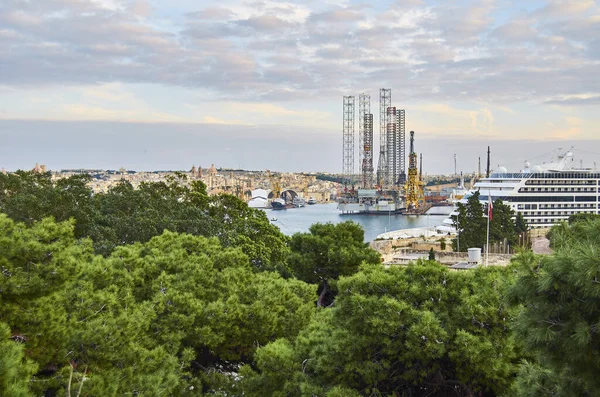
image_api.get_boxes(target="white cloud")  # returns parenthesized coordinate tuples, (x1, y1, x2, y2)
(0, 0, 599, 145)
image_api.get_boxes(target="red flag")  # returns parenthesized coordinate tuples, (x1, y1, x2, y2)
(488, 193, 493, 221)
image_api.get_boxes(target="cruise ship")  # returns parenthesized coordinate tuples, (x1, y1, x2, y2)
(439, 149, 599, 231)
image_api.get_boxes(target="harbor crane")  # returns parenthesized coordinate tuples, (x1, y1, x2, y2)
(266, 170, 282, 199)
(404, 131, 425, 210)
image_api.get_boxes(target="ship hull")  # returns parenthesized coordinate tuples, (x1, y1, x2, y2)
(271, 198, 287, 210)
(338, 202, 401, 215)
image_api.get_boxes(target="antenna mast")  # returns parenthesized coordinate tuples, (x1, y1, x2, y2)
(486, 146, 491, 178)
(454, 153, 457, 176)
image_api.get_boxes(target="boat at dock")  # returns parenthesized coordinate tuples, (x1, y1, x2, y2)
(436, 148, 600, 232)
(292, 197, 306, 207)
(271, 198, 287, 210)
(338, 189, 403, 215)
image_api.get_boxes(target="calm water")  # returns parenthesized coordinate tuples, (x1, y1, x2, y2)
(262, 203, 448, 242)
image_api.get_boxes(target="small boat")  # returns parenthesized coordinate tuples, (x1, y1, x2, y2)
(270, 217, 278, 222)
(307, 197, 317, 205)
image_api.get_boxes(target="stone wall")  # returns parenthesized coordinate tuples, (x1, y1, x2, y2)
(397, 250, 513, 266)
(371, 238, 452, 254)
(371, 240, 513, 267)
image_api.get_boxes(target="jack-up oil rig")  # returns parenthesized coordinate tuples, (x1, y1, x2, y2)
(338, 88, 425, 214)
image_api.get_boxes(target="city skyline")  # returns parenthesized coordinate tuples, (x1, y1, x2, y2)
(3, 119, 600, 174)
(1, 0, 600, 172)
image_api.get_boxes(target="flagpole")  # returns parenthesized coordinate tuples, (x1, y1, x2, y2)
(486, 193, 492, 267)
(486, 208, 490, 266)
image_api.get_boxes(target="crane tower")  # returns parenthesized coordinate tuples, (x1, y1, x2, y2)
(342, 96, 355, 182)
(376, 88, 391, 188)
(266, 170, 281, 199)
(362, 113, 374, 188)
(405, 131, 424, 209)
(385, 107, 406, 188)
(358, 94, 370, 183)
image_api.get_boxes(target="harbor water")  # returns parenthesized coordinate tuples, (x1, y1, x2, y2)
(262, 203, 448, 242)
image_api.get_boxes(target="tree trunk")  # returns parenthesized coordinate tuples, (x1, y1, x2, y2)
(317, 280, 329, 308)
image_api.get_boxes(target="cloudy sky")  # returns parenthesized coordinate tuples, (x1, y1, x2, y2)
(1, 0, 600, 173)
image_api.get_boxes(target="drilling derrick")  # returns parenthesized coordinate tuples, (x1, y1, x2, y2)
(386, 106, 397, 190)
(397, 109, 406, 185)
(384, 107, 406, 189)
(376, 88, 391, 189)
(362, 113, 374, 188)
(343, 96, 355, 183)
(358, 94, 370, 184)
(405, 131, 424, 209)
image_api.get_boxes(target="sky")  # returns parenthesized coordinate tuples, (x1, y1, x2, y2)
(1, 0, 600, 173)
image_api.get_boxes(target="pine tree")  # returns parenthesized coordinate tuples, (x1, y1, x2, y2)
(0, 322, 37, 397)
(241, 262, 520, 396)
(453, 191, 486, 251)
(287, 221, 381, 307)
(515, 212, 528, 234)
(489, 199, 518, 250)
(508, 219, 600, 394)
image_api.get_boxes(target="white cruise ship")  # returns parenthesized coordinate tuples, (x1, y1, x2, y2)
(439, 149, 599, 231)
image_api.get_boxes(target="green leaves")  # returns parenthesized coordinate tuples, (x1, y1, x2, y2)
(452, 192, 518, 252)
(0, 216, 315, 396)
(509, 219, 600, 394)
(0, 214, 87, 302)
(287, 221, 381, 306)
(0, 322, 37, 397)
(246, 261, 520, 396)
(0, 172, 290, 272)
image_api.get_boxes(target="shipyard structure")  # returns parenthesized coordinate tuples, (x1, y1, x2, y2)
(338, 88, 425, 215)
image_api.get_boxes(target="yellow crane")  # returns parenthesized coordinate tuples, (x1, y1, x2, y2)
(404, 131, 425, 210)
(303, 176, 310, 199)
(266, 170, 282, 199)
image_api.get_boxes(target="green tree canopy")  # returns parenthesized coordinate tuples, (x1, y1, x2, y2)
(287, 222, 381, 306)
(0, 322, 37, 397)
(0, 215, 315, 396)
(0, 171, 289, 272)
(453, 191, 486, 252)
(515, 212, 528, 234)
(453, 193, 518, 252)
(508, 218, 600, 395)
(489, 199, 518, 247)
(241, 262, 520, 396)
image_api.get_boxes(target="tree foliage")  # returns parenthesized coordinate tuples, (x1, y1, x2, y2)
(567, 212, 600, 225)
(13, 170, 600, 396)
(452, 192, 486, 252)
(0, 322, 37, 397)
(287, 222, 381, 306)
(242, 262, 520, 396)
(0, 171, 289, 272)
(489, 199, 518, 248)
(452, 192, 518, 252)
(515, 212, 528, 234)
(508, 218, 600, 395)
(0, 215, 314, 396)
